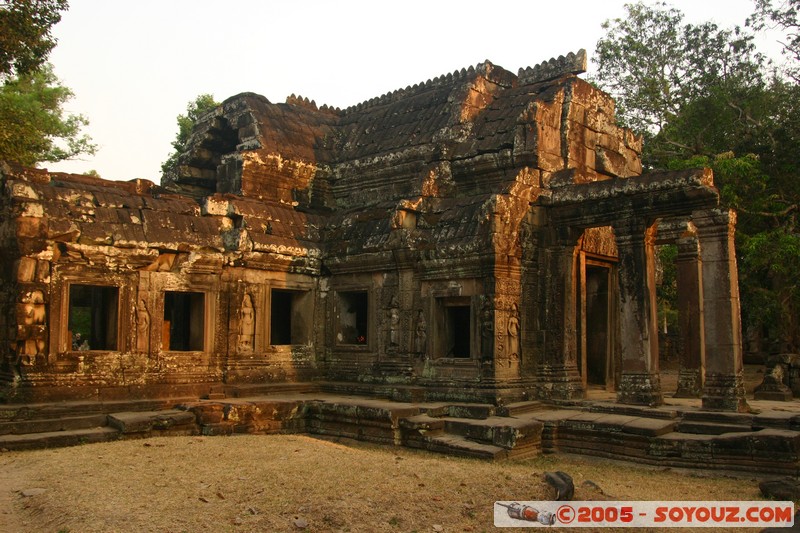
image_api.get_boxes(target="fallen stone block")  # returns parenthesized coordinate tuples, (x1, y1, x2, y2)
(544, 471, 574, 501)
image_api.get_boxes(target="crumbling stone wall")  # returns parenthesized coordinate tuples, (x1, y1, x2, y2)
(0, 164, 324, 401)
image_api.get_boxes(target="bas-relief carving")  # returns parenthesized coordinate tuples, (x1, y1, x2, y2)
(136, 299, 151, 353)
(414, 309, 427, 356)
(507, 303, 520, 362)
(238, 293, 255, 354)
(481, 299, 494, 360)
(19, 290, 46, 365)
(21, 290, 46, 326)
(387, 295, 400, 349)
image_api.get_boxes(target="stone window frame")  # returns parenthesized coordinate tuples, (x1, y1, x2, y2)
(52, 270, 133, 356)
(162, 290, 207, 352)
(266, 283, 314, 349)
(154, 276, 217, 355)
(431, 294, 478, 362)
(332, 286, 372, 351)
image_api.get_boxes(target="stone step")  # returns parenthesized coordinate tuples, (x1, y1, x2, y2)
(416, 403, 450, 418)
(0, 397, 197, 422)
(225, 382, 321, 398)
(681, 410, 754, 425)
(398, 414, 446, 434)
(546, 411, 677, 437)
(753, 411, 800, 431)
(424, 434, 508, 460)
(0, 413, 108, 436)
(302, 400, 420, 424)
(443, 416, 543, 449)
(676, 420, 753, 435)
(444, 404, 496, 420)
(0, 426, 119, 451)
(496, 401, 547, 417)
(584, 402, 680, 420)
(107, 410, 197, 435)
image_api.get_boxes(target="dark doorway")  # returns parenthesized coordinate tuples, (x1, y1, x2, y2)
(164, 291, 205, 351)
(434, 296, 472, 358)
(446, 305, 472, 358)
(337, 290, 368, 345)
(585, 264, 611, 386)
(270, 289, 311, 345)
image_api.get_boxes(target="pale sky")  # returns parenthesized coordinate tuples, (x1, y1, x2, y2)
(45, 0, 783, 182)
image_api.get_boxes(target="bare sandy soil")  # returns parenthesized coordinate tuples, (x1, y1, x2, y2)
(0, 433, 772, 533)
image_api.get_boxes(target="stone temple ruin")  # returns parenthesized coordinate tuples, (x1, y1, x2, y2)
(0, 49, 746, 408)
(3, 51, 792, 472)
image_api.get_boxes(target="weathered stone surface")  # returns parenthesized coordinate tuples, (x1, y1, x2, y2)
(107, 410, 196, 434)
(0, 49, 742, 423)
(760, 478, 800, 500)
(544, 471, 574, 501)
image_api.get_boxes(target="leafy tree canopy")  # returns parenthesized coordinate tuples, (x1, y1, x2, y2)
(594, 2, 766, 166)
(595, 2, 800, 351)
(0, 63, 95, 165)
(161, 93, 219, 182)
(0, 0, 69, 79)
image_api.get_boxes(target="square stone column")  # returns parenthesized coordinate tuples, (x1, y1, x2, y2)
(674, 233, 705, 398)
(613, 218, 663, 406)
(535, 228, 584, 400)
(693, 209, 749, 412)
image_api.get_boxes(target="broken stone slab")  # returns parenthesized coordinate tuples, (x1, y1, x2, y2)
(544, 471, 574, 501)
(107, 410, 196, 434)
(760, 478, 800, 501)
(399, 414, 446, 432)
(621, 417, 676, 437)
(20, 488, 46, 497)
(755, 356, 794, 401)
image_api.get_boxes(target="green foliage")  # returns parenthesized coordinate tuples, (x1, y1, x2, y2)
(0, 64, 95, 165)
(0, 0, 68, 78)
(656, 244, 678, 333)
(668, 152, 800, 349)
(160, 93, 219, 182)
(596, 2, 800, 351)
(594, 2, 765, 167)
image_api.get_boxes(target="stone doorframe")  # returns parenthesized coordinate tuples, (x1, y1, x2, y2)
(536, 169, 749, 411)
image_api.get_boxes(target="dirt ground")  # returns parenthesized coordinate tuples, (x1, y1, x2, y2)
(0, 433, 778, 533)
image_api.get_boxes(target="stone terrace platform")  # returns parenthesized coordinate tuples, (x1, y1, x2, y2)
(2, 372, 800, 476)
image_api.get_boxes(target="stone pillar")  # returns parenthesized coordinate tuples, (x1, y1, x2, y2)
(613, 218, 663, 406)
(693, 209, 749, 412)
(673, 233, 705, 397)
(536, 227, 584, 399)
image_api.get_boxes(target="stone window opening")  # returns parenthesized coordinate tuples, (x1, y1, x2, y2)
(68, 284, 119, 351)
(436, 297, 473, 358)
(270, 289, 311, 346)
(336, 290, 368, 345)
(163, 291, 205, 351)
